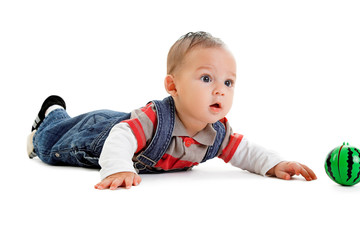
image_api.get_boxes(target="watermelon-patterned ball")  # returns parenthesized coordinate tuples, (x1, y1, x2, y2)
(325, 142, 360, 186)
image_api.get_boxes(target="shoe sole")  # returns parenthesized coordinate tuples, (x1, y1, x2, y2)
(27, 130, 37, 159)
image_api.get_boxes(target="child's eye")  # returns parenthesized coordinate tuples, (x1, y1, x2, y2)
(224, 80, 233, 87)
(200, 75, 212, 83)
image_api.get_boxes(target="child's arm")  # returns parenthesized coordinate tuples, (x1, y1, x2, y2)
(227, 137, 316, 181)
(95, 122, 141, 190)
(95, 103, 157, 190)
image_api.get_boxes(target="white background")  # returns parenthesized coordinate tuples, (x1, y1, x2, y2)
(1, 0, 359, 239)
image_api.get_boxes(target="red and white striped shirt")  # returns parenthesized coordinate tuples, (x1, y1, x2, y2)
(99, 103, 283, 180)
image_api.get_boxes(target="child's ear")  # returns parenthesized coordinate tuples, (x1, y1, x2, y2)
(164, 75, 177, 96)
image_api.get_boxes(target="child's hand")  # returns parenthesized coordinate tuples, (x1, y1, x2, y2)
(94, 172, 142, 190)
(267, 161, 317, 181)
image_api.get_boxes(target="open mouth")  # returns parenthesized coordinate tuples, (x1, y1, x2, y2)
(210, 103, 222, 112)
(210, 103, 221, 108)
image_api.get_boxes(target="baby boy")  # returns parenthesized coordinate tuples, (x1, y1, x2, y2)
(27, 32, 317, 190)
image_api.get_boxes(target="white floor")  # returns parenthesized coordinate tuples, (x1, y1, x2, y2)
(2, 153, 359, 240)
(2, 1, 360, 239)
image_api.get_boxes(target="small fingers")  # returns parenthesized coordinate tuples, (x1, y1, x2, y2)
(277, 170, 291, 180)
(124, 176, 133, 189)
(274, 162, 317, 182)
(95, 173, 142, 190)
(288, 162, 317, 181)
(95, 178, 113, 190)
(133, 174, 142, 186)
(300, 164, 317, 180)
(298, 166, 312, 181)
(110, 178, 123, 190)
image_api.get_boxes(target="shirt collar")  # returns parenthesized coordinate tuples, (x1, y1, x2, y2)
(173, 113, 217, 146)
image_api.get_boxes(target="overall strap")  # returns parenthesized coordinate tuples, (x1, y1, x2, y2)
(135, 96, 175, 167)
(200, 121, 226, 163)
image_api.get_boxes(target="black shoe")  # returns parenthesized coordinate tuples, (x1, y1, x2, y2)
(31, 95, 66, 131)
(28, 95, 66, 159)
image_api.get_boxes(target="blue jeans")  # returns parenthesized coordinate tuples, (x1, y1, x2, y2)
(33, 109, 130, 168)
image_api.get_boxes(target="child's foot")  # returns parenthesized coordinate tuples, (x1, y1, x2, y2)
(31, 95, 66, 131)
(28, 95, 66, 159)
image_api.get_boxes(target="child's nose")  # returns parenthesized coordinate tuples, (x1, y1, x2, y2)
(213, 90, 224, 96)
(213, 84, 225, 96)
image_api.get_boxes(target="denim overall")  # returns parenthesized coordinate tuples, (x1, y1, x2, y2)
(33, 96, 226, 173)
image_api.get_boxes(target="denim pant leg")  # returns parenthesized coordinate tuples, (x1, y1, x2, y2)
(33, 109, 130, 168)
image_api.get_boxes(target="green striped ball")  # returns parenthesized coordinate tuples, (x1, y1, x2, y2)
(325, 142, 360, 186)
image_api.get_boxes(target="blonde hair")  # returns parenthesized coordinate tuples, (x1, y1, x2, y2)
(167, 32, 225, 75)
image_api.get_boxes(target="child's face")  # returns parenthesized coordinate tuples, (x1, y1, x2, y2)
(170, 47, 236, 129)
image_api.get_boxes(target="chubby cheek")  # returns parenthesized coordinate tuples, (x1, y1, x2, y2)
(224, 94, 234, 114)
(188, 95, 207, 112)
(195, 91, 210, 105)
